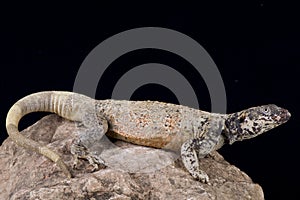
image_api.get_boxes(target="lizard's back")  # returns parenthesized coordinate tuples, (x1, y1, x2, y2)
(97, 100, 213, 149)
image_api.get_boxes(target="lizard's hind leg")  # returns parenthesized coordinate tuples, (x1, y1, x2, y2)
(70, 108, 108, 173)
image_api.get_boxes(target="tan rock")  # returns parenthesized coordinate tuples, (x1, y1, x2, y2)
(0, 115, 264, 200)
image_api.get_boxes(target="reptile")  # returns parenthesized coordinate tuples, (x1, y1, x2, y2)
(6, 91, 291, 183)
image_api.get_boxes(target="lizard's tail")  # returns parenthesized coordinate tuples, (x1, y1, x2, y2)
(5, 91, 79, 178)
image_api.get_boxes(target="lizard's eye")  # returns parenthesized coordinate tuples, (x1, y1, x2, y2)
(262, 107, 271, 115)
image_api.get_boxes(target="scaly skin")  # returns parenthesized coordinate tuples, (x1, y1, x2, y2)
(6, 91, 291, 183)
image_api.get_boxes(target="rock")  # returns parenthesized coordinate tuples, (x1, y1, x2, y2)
(0, 115, 264, 200)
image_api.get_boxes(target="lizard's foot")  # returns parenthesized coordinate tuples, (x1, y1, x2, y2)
(190, 169, 210, 184)
(206, 151, 218, 160)
(85, 154, 106, 172)
(70, 143, 87, 169)
(70, 143, 106, 172)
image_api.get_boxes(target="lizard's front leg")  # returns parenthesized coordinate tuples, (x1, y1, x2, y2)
(181, 137, 216, 183)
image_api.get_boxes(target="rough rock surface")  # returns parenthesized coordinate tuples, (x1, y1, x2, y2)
(0, 115, 264, 200)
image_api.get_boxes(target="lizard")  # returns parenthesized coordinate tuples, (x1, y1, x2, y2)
(6, 91, 291, 183)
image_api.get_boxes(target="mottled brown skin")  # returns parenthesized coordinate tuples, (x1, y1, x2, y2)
(6, 91, 291, 183)
(224, 104, 291, 144)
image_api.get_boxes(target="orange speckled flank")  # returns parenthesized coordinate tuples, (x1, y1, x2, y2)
(106, 131, 173, 149)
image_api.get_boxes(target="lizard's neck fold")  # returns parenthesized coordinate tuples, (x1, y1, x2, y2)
(224, 112, 244, 144)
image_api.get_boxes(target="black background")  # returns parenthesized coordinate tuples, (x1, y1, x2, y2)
(1, 2, 299, 199)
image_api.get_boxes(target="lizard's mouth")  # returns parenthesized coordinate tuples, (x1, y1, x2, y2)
(274, 109, 291, 123)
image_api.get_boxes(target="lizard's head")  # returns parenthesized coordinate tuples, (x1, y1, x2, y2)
(224, 104, 291, 144)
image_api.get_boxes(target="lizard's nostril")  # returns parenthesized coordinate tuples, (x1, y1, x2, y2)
(280, 109, 291, 122)
(286, 111, 291, 119)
